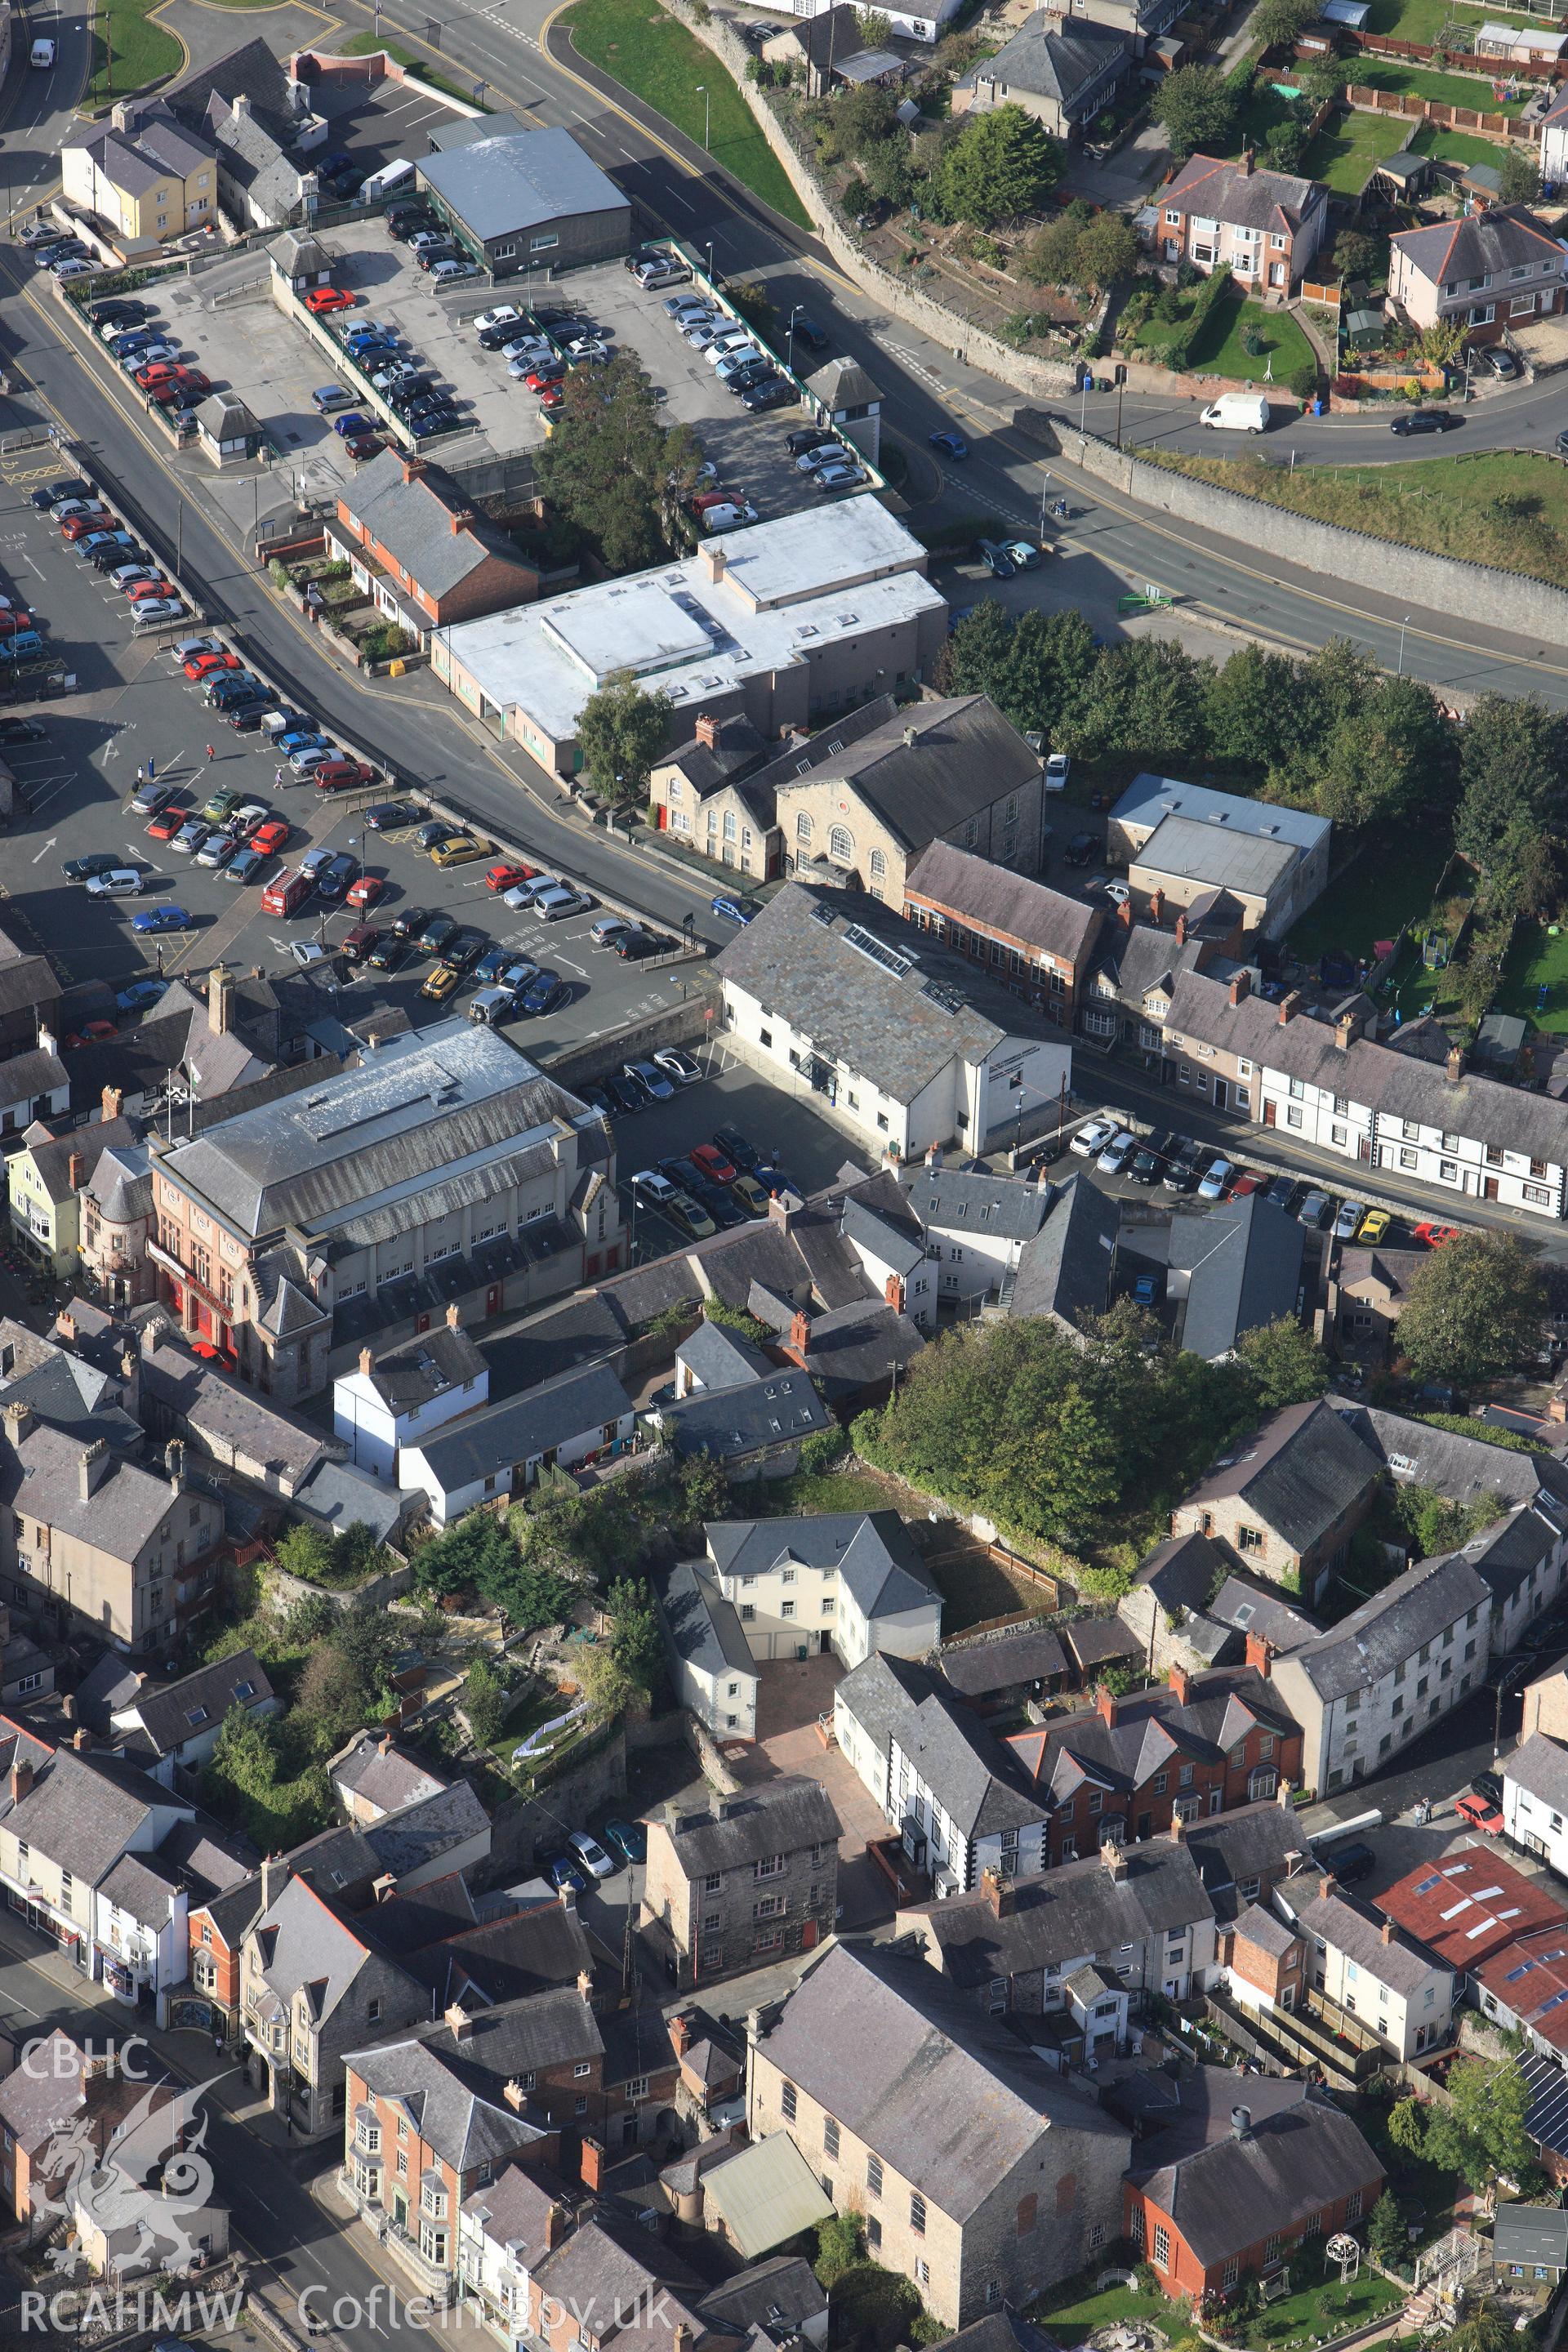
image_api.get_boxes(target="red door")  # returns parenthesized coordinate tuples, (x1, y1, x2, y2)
(415, 1312, 430, 1334)
(486, 1285, 501, 1315)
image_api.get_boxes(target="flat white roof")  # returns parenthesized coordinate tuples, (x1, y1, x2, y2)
(439, 497, 946, 742)
(1477, 17, 1566, 43)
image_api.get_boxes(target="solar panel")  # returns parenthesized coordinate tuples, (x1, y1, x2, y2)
(843, 922, 912, 978)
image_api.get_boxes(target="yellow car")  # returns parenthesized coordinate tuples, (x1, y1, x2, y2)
(731, 1173, 770, 1217)
(667, 1190, 716, 1241)
(430, 831, 494, 869)
(420, 961, 462, 1002)
(1357, 1209, 1391, 1244)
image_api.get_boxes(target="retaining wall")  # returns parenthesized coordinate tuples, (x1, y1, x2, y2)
(480, 1725, 629, 1882)
(1060, 422, 1568, 645)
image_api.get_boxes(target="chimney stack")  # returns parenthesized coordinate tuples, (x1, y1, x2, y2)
(1446, 1045, 1466, 1084)
(1174, 912, 1189, 947)
(4, 1401, 33, 1441)
(101, 1085, 123, 1124)
(1277, 990, 1303, 1026)
(1096, 1683, 1120, 1728)
(1169, 1662, 1193, 1706)
(1101, 1837, 1128, 1882)
(208, 964, 234, 1036)
(670, 2011, 693, 2056)
(74, 1726, 92, 1753)
(577, 1970, 593, 2000)
(1240, 145, 1255, 174)
(702, 544, 728, 586)
(78, 1438, 111, 1502)
(67, 1151, 85, 1193)
(1278, 1781, 1296, 1811)
(1148, 887, 1165, 927)
(1118, 895, 1134, 930)
(379, 1732, 392, 1755)
(448, 507, 475, 537)
(1231, 2104, 1252, 2140)
(788, 1308, 811, 1358)
(359, 1347, 373, 1376)
(709, 1788, 735, 1822)
(503, 2078, 529, 2111)
(1229, 970, 1251, 1009)
(10, 1757, 33, 1807)
(38, 1025, 58, 1060)
(446, 1302, 461, 1330)
(982, 1866, 1016, 1919)
(580, 2136, 606, 2193)
(261, 1853, 283, 1911)
(444, 2002, 474, 2043)
(1169, 1813, 1187, 1843)
(1381, 1916, 1396, 1945)
(695, 713, 719, 751)
(372, 1873, 397, 1903)
(1245, 1630, 1272, 1677)
(903, 725, 917, 748)
(545, 2199, 569, 2248)
(166, 1438, 187, 1494)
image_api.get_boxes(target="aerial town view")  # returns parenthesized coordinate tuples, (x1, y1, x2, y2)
(11, 0, 1568, 2341)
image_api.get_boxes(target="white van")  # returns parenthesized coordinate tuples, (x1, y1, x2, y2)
(30, 38, 56, 67)
(359, 158, 414, 204)
(1200, 390, 1270, 434)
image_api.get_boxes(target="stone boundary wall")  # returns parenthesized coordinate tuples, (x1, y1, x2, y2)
(1062, 422, 1568, 645)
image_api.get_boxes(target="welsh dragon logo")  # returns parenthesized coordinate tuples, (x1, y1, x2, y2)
(32, 2071, 221, 2279)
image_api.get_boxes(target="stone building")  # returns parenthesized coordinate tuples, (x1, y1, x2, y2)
(642, 1780, 841, 1990)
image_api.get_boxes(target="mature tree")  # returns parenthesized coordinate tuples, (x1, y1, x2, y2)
(1387, 2096, 1428, 2158)
(1074, 209, 1139, 290)
(462, 1655, 509, 1747)
(1263, 117, 1306, 174)
(937, 105, 1061, 226)
(936, 603, 1097, 738)
(1311, 673, 1454, 831)
(536, 351, 704, 572)
(856, 6, 894, 45)
(1396, 1232, 1548, 1390)
(579, 672, 674, 808)
(1057, 638, 1212, 768)
(1249, 0, 1322, 47)
(416, 1510, 575, 1629)
(272, 1522, 336, 1584)
(1455, 693, 1568, 879)
(814, 2213, 866, 2287)
(1205, 643, 1306, 778)
(838, 80, 900, 158)
(605, 1575, 664, 1696)
(293, 1644, 371, 1759)
(1369, 2192, 1404, 2269)
(575, 1640, 639, 1723)
(1235, 1316, 1328, 1410)
(859, 137, 920, 210)
(1332, 228, 1382, 283)
(1019, 204, 1089, 286)
(1151, 67, 1238, 164)
(1425, 2059, 1535, 2196)
(1419, 318, 1467, 371)
(1498, 143, 1541, 205)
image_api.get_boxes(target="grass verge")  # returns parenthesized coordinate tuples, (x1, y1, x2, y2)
(1146, 446, 1568, 590)
(563, 0, 812, 229)
(341, 33, 492, 108)
(85, 0, 185, 110)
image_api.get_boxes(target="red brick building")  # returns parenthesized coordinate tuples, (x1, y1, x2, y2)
(1007, 1653, 1303, 1865)
(327, 449, 541, 644)
(903, 837, 1103, 1033)
(1121, 2076, 1383, 2304)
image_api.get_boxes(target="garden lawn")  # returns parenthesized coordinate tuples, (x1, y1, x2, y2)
(1349, 56, 1530, 109)
(1301, 106, 1415, 192)
(1148, 446, 1568, 591)
(1361, 0, 1544, 35)
(1029, 2283, 1169, 2343)
(1497, 919, 1568, 1033)
(341, 33, 493, 108)
(563, 0, 811, 228)
(1410, 119, 1507, 165)
(488, 1683, 586, 1780)
(1285, 833, 1449, 970)
(86, 0, 184, 109)
(1239, 2268, 1405, 2349)
(1187, 287, 1316, 383)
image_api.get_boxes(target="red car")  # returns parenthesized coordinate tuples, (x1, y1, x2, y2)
(134, 360, 179, 386)
(539, 384, 565, 412)
(0, 611, 34, 636)
(1228, 1170, 1264, 1197)
(63, 1019, 118, 1046)
(146, 803, 189, 841)
(1414, 1222, 1461, 1248)
(523, 369, 559, 393)
(184, 651, 240, 679)
(148, 372, 208, 405)
(691, 1142, 737, 1186)
(345, 435, 385, 463)
(345, 875, 385, 910)
(1455, 1793, 1504, 1836)
(305, 287, 355, 314)
(126, 579, 174, 602)
(250, 819, 290, 859)
(486, 861, 536, 893)
(62, 511, 118, 541)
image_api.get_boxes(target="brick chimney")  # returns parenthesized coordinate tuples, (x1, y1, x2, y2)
(1229, 970, 1251, 1009)
(446, 1302, 461, 1330)
(503, 2077, 529, 2110)
(1381, 1916, 1396, 1945)
(1277, 991, 1303, 1026)
(577, 1970, 593, 2000)
(580, 2136, 606, 2192)
(78, 1438, 111, 1501)
(767, 1191, 798, 1233)
(670, 2010, 693, 2056)
(372, 1872, 397, 1903)
(1096, 1683, 1119, 1728)
(68, 1150, 84, 1192)
(695, 713, 719, 751)
(379, 1732, 392, 1755)
(1174, 913, 1189, 947)
(448, 506, 475, 537)
(982, 1866, 1016, 1919)
(399, 456, 427, 487)
(1148, 887, 1165, 926)
(444, 2002, 474, 2043)
(10, 1757, 33, 1807)
(166, 1438, 187, 1494)
(545, 2199, 570, 2247)
(884, 1272, 906, 1313)
(788, 1308, 810, 1357)
(101, 1085, 123, 1124)
(1447, 1045, 1466, 1084)
(1118, 896, 1134, 930)
(1240, 145, 1255, 174)
(1102, 1837, 1128, 1882)
(1169, 1662, 1193, 1705)
(1169, 1812, 1187, 1842)
(74, 1726, 93, 1753)
(208, 963, 234, 1036)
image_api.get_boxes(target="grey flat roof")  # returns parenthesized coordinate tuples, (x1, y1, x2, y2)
(418, 126, 626, 240)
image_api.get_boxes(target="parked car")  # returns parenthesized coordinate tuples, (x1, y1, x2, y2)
(1454, 1793, 1505, 1835)
(1197, 1157, 1235, 1201)
(1333, 1199, 1365, 1241)
(653, 1049, 702, 1086)
(1070, 1117, 1118, 1160)
(567, 1829, 616, 1879)
(1321, 1840, 1375, 1886)
(1357, 1208, 1392, 1244)
(1296, 1189, 1331, 1229)
(1391, 408, 1461, 436)
(600, 1816, 646, 1866)
(1097, 1130, 1137, 1176)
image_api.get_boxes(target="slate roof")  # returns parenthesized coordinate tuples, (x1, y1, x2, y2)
(1169, 967, 1568, 1169)
(1162, 150, 1325, 236)
(658, 714, 769, 800)
(1009, 1173, 1120, 1334)
(86, 1142, 153, 1227)
(1273, 1548, 1490, 1703)
(695, 2255, 826, 2340)
(1178, 1397, 1382, 1553)
(1390, 203, 1566, 288)
(18, 1115, 137, 1206)
(677, 1318, 774, 1391)
(834, 1650, 935, 1769)
(1007, 1664, 1298, 1805)
(71, 1650, 140, 1733)
(98, 1849, 183, 1927)
(1129, 1530, 1231, 1620)
(1285, 1883, 1450, 1996)
(838, 1185, 927, 1281)
(1338, 1403, 1568, 1517)
(1062, 1619, 1140, 1671)
(655, 1558, 758, 1682)
(418, 126, 626, 241)
(1209, 1575, 1321, 1654)
(840, 1658, 1047, 1838)
(967, 12, 1129, 108)
(1494, 2206, 1568, 2270)
(250, 1872, 397, 2022)
(658, 1778, 841, 1878)
(363, 1780, 490, 1878)
(1169, 1194, 1304, 1361)
(652, 1365, 830, 1460)
(351, 1321, 487, 1414)
(905, 1167, 1050, 1246)
(7, 1748, 163, 1886)
(706, 1511, 938, 1625)
(344, 2034, 546, 2172)
(1231, 1900, 1300, 1958)
(794, 1297, 924, 1403)
(729, 693, 900, 831)
(902, 1835, 1213, 1984)
(757, 1940, 1128, 2221)
(423, 1983, 604, 2082)
(461, 2162, 566, 2265)
(1506, 1731, 1568, 1813)
(1129, 2074, 1381, 2263)
(358, 1870, 479, 1961)
(412, 1361, 633, 1491)
(332, 1733, 452, 1818)
(773, 695, 1040, 858)
(0, 1420, 194, 1567)
(1374, 1849, 1568, 1970)
(909, 840, 1102, 969)
(114, 1650, 273, 1757)
(715, 884, 1061, 1107)
(337, 451, 534, 601)
(1184, 1801, 1312, 1917)
(939, 1624, 1069, 1699)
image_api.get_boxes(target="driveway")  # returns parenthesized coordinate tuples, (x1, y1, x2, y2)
(730, 1651, 896, 1928)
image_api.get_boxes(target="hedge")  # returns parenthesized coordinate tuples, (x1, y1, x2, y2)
(1164, 262, 1235, 373)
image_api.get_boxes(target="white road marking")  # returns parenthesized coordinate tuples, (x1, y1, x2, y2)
(29, 836, 56, 862)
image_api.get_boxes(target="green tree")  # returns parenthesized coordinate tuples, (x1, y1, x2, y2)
(1057, 638, 1212, 768)
(856, 7, 894, 45)
(838, 80, 900, 158)
(292, 1643, 372, 1759)
(1497, 144, 1541, 205)
(1151, 67, 1238, 164)
(1073, 209, 1139, 290)
(860, 137, 918, 210)
(679, 1450, 732, 1525)
(1450, 2305, 1517, 2352)
(536, 351, 703, 572)
(1235, 1316, 1328, 1410)
(1333, 228, 1381, 283)
(1387, 2096, 1428, 2158)
(273, 1523, 336, 1583)
(416, 1510, 575, 1630)
(1369, 2191, 1404, 2268)
(1263, 118, 1306, 174)
(463, 1655, 509, 1746)
(815, 2212, 866, 2287)
(1249, 0, 1322, 46)
(1019, 204, 1089, 287)
(1205, 643, 1306, 777)
(1455, 693, 1568, 877)
(605, 1576, 663, 1696)
(1419, 318, 1467, 372)
(936, 105, 1061, 227)
(578, 672, 674, 808)
(575, 1639, 639, 1723)
(1310, 673, 1454, 831)
(935, 604, 1098, 737)
(1396, 1232, 1548, 1390)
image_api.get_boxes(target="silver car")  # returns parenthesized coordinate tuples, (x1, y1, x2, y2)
(1333, 1198, 1365, 1241)
(171, 818, 207, 855)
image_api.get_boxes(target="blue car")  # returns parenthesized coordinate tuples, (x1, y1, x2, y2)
(710, 893, 759, 925)
(473, 947, 511, 985)
(929, 430, 969, 461)
(332, 413, 374, 439)
(276, 730, 327, 755)
(520, 969, 565, 1016)
(132, 905, 191, 934)
(601, 1815, 647, 1866)
(546, 1853, 586, 1895)
(115, 976, 169, 1013)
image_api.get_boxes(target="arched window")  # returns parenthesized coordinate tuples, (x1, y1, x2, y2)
(868, 848, 886, 881)
(795, 813, 813, 844)
(723, 809, 737, 840)
(830, 825, 854, 864)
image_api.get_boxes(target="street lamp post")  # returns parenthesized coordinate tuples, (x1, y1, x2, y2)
(786, 304, 803, 375)
(696, 84, 710, 150)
